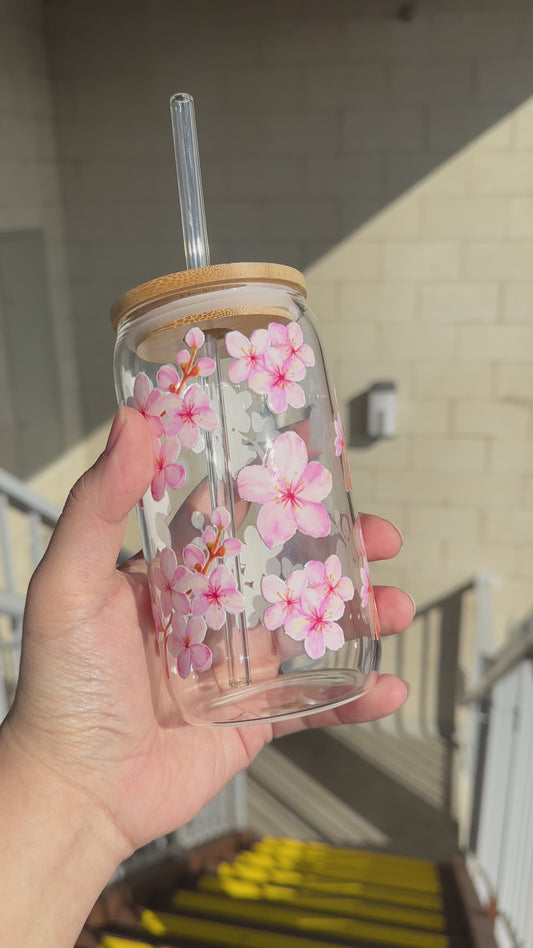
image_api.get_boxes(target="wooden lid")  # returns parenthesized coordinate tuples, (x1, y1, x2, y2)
(110, 262, 307, 331)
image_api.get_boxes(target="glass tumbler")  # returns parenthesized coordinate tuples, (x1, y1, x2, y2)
(111, 263, 381, 725)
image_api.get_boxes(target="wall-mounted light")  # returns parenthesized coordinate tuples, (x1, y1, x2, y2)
(348, 381, 398, 447)
(367, 381, 397, 440)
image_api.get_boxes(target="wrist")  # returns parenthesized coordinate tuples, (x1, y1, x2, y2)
(0, 716, 130, 946)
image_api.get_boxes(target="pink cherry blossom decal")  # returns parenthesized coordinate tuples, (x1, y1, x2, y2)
(127, 372, 165, 439)
(167, 614, 212, 679)
(237, 430, 332, 548)
(334, 414, 345, 457)
(226, 328, 269, 385)
(165, 383, 218, 448)
(284, 588, 345, 660)
(305, 554, 354, 606)
(261, 570, 306, 631)
(152, 436, 186, 501)
(189, 565, 245, 630)
(153, 546, 190, 617)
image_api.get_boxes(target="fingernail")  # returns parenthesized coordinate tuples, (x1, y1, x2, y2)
(104, 405, 126, 456)
(392, 522, 405, 547)
(407, 592, 417, 618)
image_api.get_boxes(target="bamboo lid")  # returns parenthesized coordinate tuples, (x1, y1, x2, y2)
(110, 262, 307, 331)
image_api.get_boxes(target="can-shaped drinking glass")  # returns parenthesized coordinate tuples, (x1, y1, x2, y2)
(111, 263, 381, 725)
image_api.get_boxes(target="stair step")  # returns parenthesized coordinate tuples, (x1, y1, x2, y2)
(327, 725, 449, 810)
(141, 905, 454, 948)
(247, 744, 389, 848)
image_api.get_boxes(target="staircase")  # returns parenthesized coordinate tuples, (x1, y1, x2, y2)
(79, 836, 491, 948)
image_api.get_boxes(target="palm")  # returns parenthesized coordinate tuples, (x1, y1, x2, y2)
(9, 409, 412, 855)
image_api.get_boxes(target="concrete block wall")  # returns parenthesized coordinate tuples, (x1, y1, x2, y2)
(0, 0, 81, 475)
(10, 0, 531, 643)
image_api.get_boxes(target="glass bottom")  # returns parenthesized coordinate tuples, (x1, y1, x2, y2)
(182, 669, 370, 727)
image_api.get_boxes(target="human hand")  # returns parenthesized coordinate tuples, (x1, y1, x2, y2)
(2, 406, 413, 868)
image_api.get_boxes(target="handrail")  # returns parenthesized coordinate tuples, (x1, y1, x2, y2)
(0, 468, 60, 525)
(463, 614, 533, 704)
(414, 579, 476, 618)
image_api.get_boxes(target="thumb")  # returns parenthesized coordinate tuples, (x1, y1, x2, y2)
(39, 406, 153, 587)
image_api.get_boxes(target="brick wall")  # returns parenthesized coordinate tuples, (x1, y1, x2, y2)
(0, 0, 516, 638)
(0, 0, 80, 474)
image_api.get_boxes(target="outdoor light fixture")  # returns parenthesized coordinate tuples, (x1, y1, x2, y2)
(367, 381, 397, 440)
(348, 381, 398, 447)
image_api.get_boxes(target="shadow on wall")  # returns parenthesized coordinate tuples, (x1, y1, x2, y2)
(41, 0, 533, 433)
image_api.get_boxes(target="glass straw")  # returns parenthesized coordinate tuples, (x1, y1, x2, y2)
(170, 93, 210, 269)
(170, 93, 251, 689)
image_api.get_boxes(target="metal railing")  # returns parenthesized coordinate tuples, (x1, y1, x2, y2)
(0, 468, 60, 717)
(463, 615, 533, 948)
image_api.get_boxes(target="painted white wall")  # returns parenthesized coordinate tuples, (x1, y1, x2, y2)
(0, 0, 81, 475)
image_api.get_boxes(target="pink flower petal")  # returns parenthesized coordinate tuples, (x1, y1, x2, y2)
(176, 349, 190, 366)
(268, 322, 287, 346)
(221, 537, 242, 557)
(268, 431, 308, 482)
(174, 419, 200, 448)
(221, 587, 245, 614)
(304, 560, 326, 587)
(237, 465, 275, 504)
(287, 569, 307, 598)
(300, 461, 332, 502)
(157, 365, 181, 391)
(228, 360, 251, 384)
(212, 506, 231, 529)
(177, 648, 192, 679)
(204, 601, 226, 630)
(160, 436, 181, 464)
(188, 573, 208, 595)
(191, 642, 212, 673)
(323, 622, 345, 652)
(305, 628, 326, 660)
(165, 463, 186, 492)
(284, 613, 309, 641)
(196, 357, 216, 376)
(257, 501, 297, 548)
(336, 577, 354, 601)
(267, 385, 289, 414)
(185, 327, 205, 348)
(225, 330, 250, 359)
(183, 544, 206, 570)
(151, 470, 166, 501)
(293, 501, 330, 539)
(202, 526, 217, 545)
(261, 574, 286, 603)
(263, 601, 288, 631)
(285, 381, 306, 409)
(324, 554, 342, 581)
(187, 616, 207, 643)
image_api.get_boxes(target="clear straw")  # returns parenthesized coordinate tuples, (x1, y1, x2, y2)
(170, 93, 210, 269)
(170, 93, 251, 689)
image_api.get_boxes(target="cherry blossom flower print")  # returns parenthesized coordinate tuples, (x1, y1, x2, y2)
(261, 570, 306, 631)
(334, 414, 345, 457)
(224, 320, 314, 416)
(226, 328, 269, 386)
(167, 614, 212, 679)
(284, 588, 345, 660)
(127, 372, 165, 439)
(252, 347, 306, 414)
(189, 565, 245, 630)
(152, 436, 186, 502)
(268, 321, 315, 372)
(153, 546, 190, 617)
(360, 563, 371, 609)
(183, 542, 207, 572)
(165, 383, 217, 448)
(305, 554, 354, 606)
(237, 430, 332, 548)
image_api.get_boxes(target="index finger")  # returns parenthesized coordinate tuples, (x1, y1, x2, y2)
(359, 513, 404, 562)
